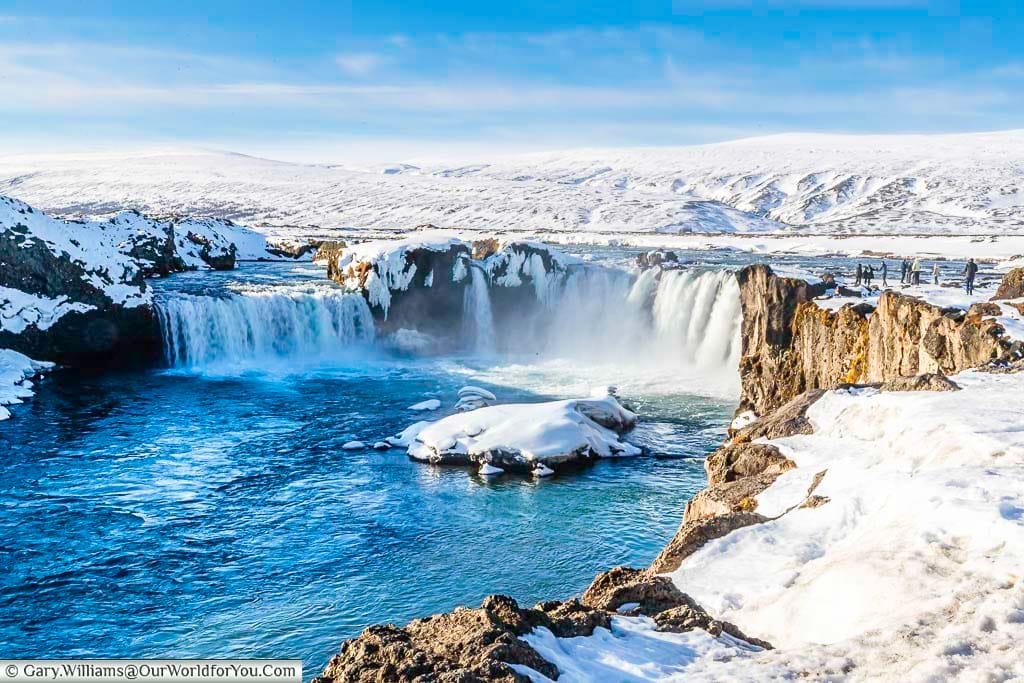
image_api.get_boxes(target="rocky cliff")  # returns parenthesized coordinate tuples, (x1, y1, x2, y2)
(736, 264, 1019, 416)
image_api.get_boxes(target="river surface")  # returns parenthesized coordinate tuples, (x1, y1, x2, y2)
(0, 246, 983, 676)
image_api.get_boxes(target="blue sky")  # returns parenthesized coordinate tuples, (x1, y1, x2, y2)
(1, 0, 1022, 161)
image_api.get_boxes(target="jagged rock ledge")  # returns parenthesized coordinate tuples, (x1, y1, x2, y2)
(736, 263, 1022, 416)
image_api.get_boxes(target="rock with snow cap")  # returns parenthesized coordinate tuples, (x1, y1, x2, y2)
(406, 392, 639, 472)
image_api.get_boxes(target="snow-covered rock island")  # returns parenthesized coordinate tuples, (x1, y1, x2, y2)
(405, 389, 639, 475)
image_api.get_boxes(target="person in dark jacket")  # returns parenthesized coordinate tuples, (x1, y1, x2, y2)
(855, 263, 863, 286)
(964, 258, 979, 295)
(865, 265, 874, 286)
(900, 259, 909, 283)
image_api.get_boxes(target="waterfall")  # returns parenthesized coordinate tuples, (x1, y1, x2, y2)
(156, 286, 375, 368)
(524, 265, 741, 385)
(463, 266, 496, 354)
(648, 269, 742, 371)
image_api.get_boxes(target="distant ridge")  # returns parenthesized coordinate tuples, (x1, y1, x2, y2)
(1, 131, 1023, 239)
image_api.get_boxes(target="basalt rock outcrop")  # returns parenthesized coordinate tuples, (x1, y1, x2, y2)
(326, 237, 577, 349)
(0, 194, 303, 366)
(737, 264, 1016, 416)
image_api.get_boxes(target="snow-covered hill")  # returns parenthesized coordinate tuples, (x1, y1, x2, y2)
(2, 131, 1023, 241)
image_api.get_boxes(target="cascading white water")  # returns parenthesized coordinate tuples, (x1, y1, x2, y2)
(532, 265, 742, 390)
(463, 266, 497, 354)
(649, 269, 742, 370)
(156, 286, 375, 368)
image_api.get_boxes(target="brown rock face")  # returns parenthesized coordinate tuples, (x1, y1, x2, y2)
(580, 566, 772, 649)
(313, 241, 348, 278)
(313, 572, 767, 682)
(992, 267, 1024, 300)
(731, 389, 824, 442)
(704, 443, 795, 486)
(879, 373, 960, 392)
(649, 511, 768, 574)
(865, 291, 1007, 383)
(737, 265, 1012, 416)
(313, 594, 610, 683)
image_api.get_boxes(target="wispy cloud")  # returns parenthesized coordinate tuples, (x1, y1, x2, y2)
(335, 52, 387, 77)
(0, 21, 1020, 153)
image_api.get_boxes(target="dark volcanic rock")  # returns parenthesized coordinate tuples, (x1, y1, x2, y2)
(0, 222, 160, 364)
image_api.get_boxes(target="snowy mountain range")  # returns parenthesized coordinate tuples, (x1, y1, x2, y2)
(1, 131, 1023, 240)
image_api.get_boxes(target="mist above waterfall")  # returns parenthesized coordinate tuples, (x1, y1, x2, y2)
(486, 264, 741, 396)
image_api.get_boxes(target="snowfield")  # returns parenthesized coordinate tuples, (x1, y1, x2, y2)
(515, 370, 1024, 681)
(2, 131, 1024, 248)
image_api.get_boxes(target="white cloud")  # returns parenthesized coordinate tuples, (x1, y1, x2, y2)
(335, 52, 387, 77)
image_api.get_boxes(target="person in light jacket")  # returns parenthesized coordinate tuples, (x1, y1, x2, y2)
(911, 259, 922, 285)
(880, 261, 888, 287)
(932, 263, 940, 285)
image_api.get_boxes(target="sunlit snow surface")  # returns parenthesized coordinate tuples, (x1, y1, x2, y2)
(4, 131, 1024, 245)
(529, 371, 1024, 682)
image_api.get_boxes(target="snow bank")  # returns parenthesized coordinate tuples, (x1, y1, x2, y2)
(1, 286, 95, 334)
(511, 371, 1024, 679)
(406, 391, 640, 471)
(1, 195, 149, 308)
(662, 370, 1024, 679)
(515, 616, 765, 682)
(0, 349, 52, 420)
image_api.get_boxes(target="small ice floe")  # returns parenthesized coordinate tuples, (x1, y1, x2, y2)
(372, 441, 391, 450)
(479, 462, 505, 476)
(455, 385, 497, 412)
(342, 441, 366, 450)
(459, 385, 497, 401)
(533, 463, 555, 478)
(616, 602, 641, 614)
(409, 399, 441, 411)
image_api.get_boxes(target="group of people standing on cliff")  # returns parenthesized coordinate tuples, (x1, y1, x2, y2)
(853, 258, 979, 294)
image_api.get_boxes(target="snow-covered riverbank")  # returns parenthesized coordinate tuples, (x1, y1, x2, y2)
(510, 368, 1024, 681)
